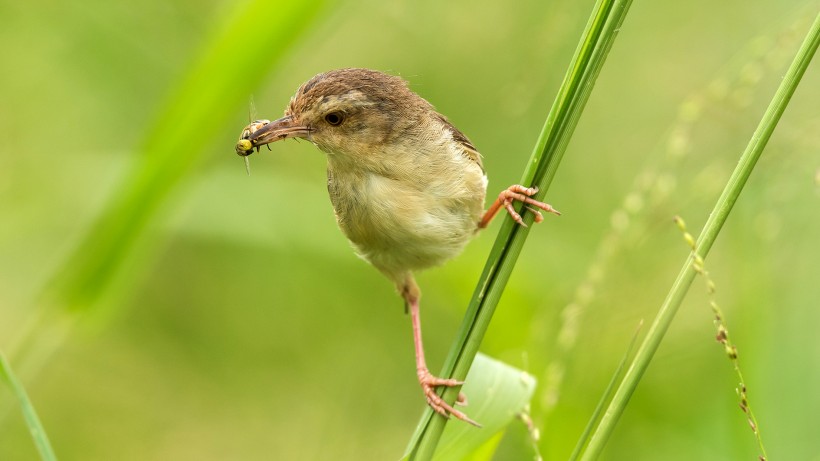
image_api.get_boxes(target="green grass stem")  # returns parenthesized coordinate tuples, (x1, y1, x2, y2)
(578, 11, 820, 460)
(405, 0, 635, 458)
(0, 353, 58, 461)
(568, 321, 642, 461)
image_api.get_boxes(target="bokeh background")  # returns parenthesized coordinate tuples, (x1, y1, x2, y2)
(1, 0, 818, 459)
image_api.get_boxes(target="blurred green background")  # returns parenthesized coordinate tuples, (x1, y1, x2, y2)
(1, 0, 818, 459)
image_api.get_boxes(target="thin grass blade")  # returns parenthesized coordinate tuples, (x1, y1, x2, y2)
(579, 11, 820, 460)
(568, 321, 642, 461)
(0, 353, 57, 461)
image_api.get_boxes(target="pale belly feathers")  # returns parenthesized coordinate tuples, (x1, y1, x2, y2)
(327, 154, 487, 279)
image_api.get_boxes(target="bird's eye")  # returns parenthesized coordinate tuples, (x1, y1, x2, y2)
(324, 111, 345, 126)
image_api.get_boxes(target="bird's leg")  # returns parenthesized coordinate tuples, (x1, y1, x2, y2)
(401, 276, 480, 427)
(478, 185, 560, 229)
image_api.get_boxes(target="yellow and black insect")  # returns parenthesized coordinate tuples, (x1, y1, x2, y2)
(235, 96, 271, 175)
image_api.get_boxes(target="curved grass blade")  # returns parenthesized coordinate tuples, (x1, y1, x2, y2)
(6, 0, 333, 422)
(43, 0, 332, 314)
(0, 352, 57, 461)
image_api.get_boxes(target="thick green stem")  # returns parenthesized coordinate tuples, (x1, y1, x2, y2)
(405, 0, 635, 458)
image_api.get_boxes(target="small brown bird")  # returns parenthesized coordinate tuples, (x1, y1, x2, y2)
(236, 68, 558, 425)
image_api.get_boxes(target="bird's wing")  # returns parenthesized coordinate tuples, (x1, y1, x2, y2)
(435, 113, 484, 173)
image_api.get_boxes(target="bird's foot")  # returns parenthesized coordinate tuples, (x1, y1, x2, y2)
(499, 185, 560, 227)
(479, 185, 560, 229)
(418, 368, 481, 427)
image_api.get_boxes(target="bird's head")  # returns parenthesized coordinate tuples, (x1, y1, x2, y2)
(237, 68, 430, 160)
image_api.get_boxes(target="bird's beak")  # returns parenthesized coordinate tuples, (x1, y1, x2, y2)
(236, 116, 310, 157)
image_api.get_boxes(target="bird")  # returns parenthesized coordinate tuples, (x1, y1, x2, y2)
(235, 68, 558, 426)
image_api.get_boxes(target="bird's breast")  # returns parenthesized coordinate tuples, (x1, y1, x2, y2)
(326, 156, 486, 276)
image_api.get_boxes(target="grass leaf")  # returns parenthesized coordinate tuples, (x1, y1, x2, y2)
(578, 11, 820, 460)
(8, 0, 332, 368)
(44, 0, 332, 313)
(0, 352, 58, 461)
(432, 354, 536, 461)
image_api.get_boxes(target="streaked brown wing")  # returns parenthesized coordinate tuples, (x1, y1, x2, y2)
(435, 113, 484, 173)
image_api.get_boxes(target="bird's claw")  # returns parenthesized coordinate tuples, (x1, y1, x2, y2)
(418, 369, 481, 427)
(500, 185, 560, 227)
